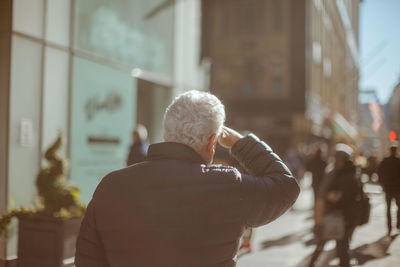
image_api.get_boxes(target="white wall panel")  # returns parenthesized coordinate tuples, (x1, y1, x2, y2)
(8, 35, 42, 256)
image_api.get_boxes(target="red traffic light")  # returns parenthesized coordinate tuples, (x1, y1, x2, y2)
(389, 130, 397, 141)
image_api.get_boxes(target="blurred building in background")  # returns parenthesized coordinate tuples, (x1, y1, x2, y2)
(202, 0, 361, 154)
(386, 82, 400, 143)
(0, 0, 205, 261)
(358, 90, 387, 159)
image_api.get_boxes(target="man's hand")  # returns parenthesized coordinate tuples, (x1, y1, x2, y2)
(218, 126, 243, 149)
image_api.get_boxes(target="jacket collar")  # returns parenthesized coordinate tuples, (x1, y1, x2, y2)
(146, 142, 206, 164)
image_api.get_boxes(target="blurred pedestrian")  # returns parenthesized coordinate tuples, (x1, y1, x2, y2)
(284, 146, 303, 180)
(309, 144, 360, 267)
(306, 145, 327, 202)
(75, 90, 300, 267)
(366, 155, 378, 183)
(237, 228, 253, 254)
(378, 141, 400, 235)
(126, 124, 149, 165)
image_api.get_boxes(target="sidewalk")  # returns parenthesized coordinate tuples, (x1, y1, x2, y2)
(237, 176, 400, 267)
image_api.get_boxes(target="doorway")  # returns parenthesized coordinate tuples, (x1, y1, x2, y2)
(136, 79, 172, 144)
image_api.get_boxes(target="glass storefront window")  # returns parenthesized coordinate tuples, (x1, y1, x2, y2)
(70, 56, 135, 204)
(42, 47, 69, 151)
(46, 0, 71, 46)
(13, 0, 44, 38)
(74, 0, 174, 77)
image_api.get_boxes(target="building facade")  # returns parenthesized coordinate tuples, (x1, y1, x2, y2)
(358, 90, 387, 158)
(308, 0, 360, 144)
(202, 0, 361, 153)
(387, 83, 400, 137)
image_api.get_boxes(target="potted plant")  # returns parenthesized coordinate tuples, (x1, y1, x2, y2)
(0, 132, 85, 267)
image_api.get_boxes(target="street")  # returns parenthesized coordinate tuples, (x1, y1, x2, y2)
(237, 176, 400, 267)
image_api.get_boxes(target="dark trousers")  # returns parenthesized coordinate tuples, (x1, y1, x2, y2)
(308, 226, 354, 267)
(385, 191, 400, 234)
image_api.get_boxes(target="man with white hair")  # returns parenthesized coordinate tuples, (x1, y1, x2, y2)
(75, 90, 300, 267)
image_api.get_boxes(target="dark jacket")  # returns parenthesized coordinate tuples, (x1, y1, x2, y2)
(323, 162, 359, 227)
(378, 155, 400, 193)
(127, 141, 149, 166)
(75, 134, 300, 267)
(306, 154, 327, 190)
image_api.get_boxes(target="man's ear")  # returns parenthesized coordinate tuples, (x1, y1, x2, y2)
(207, 134, 217, 154)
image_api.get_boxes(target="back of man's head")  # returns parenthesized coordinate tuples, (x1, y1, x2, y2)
(163, 90, 225, 150)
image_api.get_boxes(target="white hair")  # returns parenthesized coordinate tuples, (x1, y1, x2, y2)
(163, 90, 226, 149)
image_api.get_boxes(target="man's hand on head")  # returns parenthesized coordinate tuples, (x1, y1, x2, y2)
(218, 126, 243, 149)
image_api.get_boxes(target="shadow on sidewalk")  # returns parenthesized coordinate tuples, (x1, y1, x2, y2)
(351, 234, 398, 265)
(294, 234, 398, 267)
(260, 231, 309, 250)
(237, 230, 311, 259)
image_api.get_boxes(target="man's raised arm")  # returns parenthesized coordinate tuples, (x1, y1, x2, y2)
(219, 127, 300, 227)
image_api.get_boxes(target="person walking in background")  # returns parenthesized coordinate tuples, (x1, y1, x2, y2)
(126, 124, 149, 165)
(378, 141, 400, 236)
(309, 144, 360, 267)
(75, 90, 300, 267)
(365, 155, 379, 183)
(306, 145, 327, 202)
(284, 146, 304, 181)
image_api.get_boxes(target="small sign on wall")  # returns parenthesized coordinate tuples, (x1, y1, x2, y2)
(20, 118, 34, 147)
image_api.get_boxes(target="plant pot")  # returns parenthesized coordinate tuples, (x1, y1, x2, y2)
(17, 216, 82, 267)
